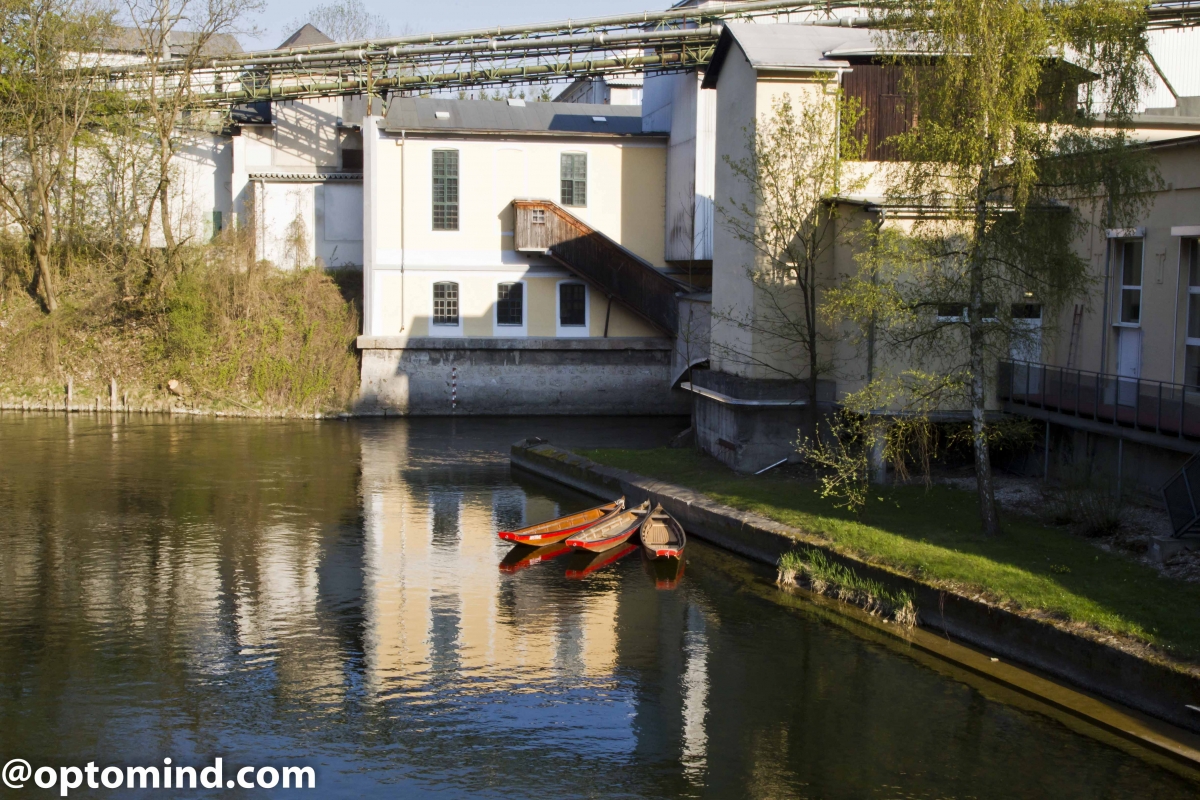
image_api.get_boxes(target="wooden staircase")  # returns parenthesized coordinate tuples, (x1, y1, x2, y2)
(513, 199, 687, 336)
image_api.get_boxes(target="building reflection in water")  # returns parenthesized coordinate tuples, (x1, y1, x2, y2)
(358, 424, 627, 704)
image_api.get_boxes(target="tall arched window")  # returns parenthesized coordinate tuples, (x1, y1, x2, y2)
(433, 282, 459, 326)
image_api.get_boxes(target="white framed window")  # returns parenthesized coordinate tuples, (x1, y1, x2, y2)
(432, 149, 459, 231)
(1184, 239, 1200, 386)
(495, 280, 527, 336)
(560, 152, 587, 207)
(935, 303, 997, 323)
(556, 280, 589, 337)
(429, 280, 463, 337)
(1116, 238, 1143, 325)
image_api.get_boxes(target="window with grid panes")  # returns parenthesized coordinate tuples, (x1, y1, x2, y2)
(1118, 239, 1143, 324)
(560, 153, 587, 207)
(433, 282, 459, 325)
(496, 282, 523, 326)
(433, 150, 459, 230)
(560, 283, 586, 327)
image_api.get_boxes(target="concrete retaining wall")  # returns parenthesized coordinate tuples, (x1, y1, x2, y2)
(358, 336, 691, 415)
(510, 439, 1200, 736)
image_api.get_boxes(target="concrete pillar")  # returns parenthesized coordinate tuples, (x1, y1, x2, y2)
(869, 428, 888, 484)
(362, 115, 381, 337)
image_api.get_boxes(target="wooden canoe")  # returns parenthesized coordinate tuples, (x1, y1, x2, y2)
(565, 542, 639, 579)
(639, 504, 686, 559)
(498, 541, 571, 573)
(497, 498, 625, 546)
(564, 500, 650, 553)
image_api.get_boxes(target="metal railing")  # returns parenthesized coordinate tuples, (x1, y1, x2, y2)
(997, 359, 1200, 441)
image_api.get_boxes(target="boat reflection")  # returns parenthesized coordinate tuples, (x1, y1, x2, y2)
(644, 554, 686, 590)
(499, 542, 571, 573)
(564, 542, 639, 579)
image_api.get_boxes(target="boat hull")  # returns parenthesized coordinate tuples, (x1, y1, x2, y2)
(566, 528, 638, 553)
(497, 499, 623, 546)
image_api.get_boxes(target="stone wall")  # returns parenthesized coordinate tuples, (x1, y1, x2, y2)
(357, 336, 690, 415)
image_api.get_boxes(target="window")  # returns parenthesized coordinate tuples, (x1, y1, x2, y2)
(560, 153, 587, 207)
(1185, 240, 1200, 387)
(1118, 239, 1143, 324)
(433, 150, 459, 230)
(342, 149, 363, 171)
(433, 282, 459, 326)
(497, 282, 523, 326)
(559, 283, 587, 327)
(936, 304, 965, 322)
(532, 208, 546, 224)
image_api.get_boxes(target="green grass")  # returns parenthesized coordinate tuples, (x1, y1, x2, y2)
(578, 447, 1200, 666)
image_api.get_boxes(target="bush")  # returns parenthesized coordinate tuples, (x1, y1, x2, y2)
(778, 547, 917, 627)
(1046, 467, 1125, 537)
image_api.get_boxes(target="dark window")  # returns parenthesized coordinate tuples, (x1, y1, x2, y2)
(433, 150, 459, 230)
(342, 149, 363, 170)
(1011, 303, 1042, 319)
(560, 283, 586, 327)
(497, 282, 523, 326)
(936, 303, 965, 320)
(560, 153, 587, 207)
(433, 282, 459, 325)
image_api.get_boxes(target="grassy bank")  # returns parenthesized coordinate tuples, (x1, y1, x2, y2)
(0, 234, 360, 415)
(578, 447, 1200, 667)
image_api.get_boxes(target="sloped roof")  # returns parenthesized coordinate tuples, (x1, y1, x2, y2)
(103, 27, 242, 56)
(384, 98, 650, 136)
(702, 23, 874, 88)
(278, 24, 334, 49)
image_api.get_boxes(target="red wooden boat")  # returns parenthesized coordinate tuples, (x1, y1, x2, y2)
(565, 542, 639, 579)
(498, 542, 571, 573)
(497, 498, 625, 546)
(564, 500, 649, 553)
(639, 505, 686, 559)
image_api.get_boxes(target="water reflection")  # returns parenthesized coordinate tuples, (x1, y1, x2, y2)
(0, 414, 1197, 799)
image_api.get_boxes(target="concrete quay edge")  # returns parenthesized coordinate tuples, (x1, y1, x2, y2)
(509, 438, 1200, 758)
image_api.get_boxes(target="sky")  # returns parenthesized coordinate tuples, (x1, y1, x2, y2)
(246, 0, 666, 50)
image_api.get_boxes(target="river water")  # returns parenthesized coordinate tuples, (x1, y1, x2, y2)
(0, 414, 1197, 798)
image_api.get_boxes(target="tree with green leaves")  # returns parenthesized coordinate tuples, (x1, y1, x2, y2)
(0, 0, 113, 312)
(819, 0, 1158, 533)
(716, 90, 865, 436)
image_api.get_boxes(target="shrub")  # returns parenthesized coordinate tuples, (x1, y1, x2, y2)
(778, 548, 917, 627)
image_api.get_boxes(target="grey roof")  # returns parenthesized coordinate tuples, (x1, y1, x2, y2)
(103, 27, 242, 56)
(278, 24, 334, 49)
(702, 23, 874, 88)
(383, 98, 649, 136)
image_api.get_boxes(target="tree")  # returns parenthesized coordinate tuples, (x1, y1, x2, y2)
(821, 0, 1157, 533)
(0, 0, 113, 312)
(716, 91, 865, 436)
(123, 0, 260, 254)
(283, 0, 389, 43)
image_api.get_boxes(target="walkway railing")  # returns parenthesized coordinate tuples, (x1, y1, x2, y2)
(997, 359, 1200, 441)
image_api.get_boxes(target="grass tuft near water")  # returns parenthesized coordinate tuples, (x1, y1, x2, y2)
(778, 548, 917, 627)
(577, 447, 1200, 667)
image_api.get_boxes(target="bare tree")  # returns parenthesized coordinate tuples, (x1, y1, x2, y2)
(0, 0, 114, 312)
(123, 0, 260, 254)
(716, 91, 865, 435)
(283, 0, 389, 43)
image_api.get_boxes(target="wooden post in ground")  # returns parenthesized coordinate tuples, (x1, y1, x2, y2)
(66, 377, 73, 411)
(110, 378, 117, 411)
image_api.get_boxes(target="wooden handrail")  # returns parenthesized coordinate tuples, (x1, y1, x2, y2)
(513, 199, 683, 335)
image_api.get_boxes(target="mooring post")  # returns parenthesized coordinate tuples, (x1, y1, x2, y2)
(66, 376, 73, 411)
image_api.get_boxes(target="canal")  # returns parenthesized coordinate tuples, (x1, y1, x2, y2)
(0, 414, 1197, 798)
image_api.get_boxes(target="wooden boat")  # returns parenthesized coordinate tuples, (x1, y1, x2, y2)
(497, 498, 625, 546)
(639, 504, 686, 559)
(565, 542, 639, 579)
(564, 500, 650, 553)
(498, 542, 571, 573)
